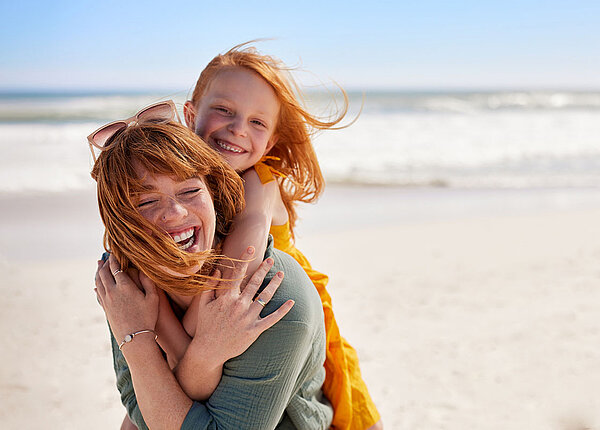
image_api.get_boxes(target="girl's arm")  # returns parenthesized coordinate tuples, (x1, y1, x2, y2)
(169, 167, 288, 400)
(221, 168, 286, 277)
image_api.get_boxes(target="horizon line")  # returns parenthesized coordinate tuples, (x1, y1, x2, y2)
(1, 86, 600, 95)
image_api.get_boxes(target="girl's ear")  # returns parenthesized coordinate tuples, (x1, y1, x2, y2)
(265, 134, 279, 154)
(183, 101, 197, 130)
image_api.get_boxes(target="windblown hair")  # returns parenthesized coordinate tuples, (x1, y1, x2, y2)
(91, 122, 245, 296)
(189, 42, 350, 237)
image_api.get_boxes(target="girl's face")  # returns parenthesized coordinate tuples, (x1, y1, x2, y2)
(133, 161, 216, 256)
(186, 67, 280, 172)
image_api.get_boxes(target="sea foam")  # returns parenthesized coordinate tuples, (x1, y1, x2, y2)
(1, 90, 599, 193)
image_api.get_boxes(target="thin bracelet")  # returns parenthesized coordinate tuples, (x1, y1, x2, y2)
(118, 329, 158, 351)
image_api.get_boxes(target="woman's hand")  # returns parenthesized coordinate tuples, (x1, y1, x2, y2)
(194, 246, 294, 362)
(175, 247, 295, 401)
(95, 254, 159, 344)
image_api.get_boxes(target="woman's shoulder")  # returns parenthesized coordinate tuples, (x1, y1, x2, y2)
(263, 239, 323, 326)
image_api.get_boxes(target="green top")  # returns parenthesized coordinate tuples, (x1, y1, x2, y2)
(110, 237, 333, 429)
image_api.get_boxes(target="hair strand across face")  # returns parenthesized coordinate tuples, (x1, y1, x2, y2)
(91, 121, 245, 296)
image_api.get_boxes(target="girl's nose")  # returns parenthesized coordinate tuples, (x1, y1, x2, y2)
(160, 197, 188, 222)
(227, 116, 247, 137)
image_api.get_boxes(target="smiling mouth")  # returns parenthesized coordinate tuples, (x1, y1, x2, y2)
(171, 227, 197, 251)
(215, 139, 244, 154)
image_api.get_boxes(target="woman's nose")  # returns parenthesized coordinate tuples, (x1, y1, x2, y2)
(227, 116, 247, 137)
(160, 197, 188, 222)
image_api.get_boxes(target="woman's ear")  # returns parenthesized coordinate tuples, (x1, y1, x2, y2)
(183, 101, 197, 131)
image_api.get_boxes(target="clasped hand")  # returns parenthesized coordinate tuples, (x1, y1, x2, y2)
(94, 247, 294, 365)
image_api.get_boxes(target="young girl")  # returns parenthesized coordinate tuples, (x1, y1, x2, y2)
(182, 43, 382, 430)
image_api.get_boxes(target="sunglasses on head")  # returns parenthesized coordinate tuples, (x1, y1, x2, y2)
(87, 100, 181, 161)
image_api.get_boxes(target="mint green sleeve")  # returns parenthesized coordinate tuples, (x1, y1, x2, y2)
(109, 244, 331, 430)
(110, 330, 150, 430)
(111, 319, 322, 430)
(181, 319, 320, 429)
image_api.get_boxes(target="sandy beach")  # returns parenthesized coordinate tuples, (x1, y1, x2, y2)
(2, 185, 600, 429)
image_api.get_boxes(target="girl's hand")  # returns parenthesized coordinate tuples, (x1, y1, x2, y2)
(188, 247, 294, 364)
(95, 254, 159, 344)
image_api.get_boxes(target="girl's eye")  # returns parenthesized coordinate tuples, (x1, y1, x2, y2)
(251, 119, 266, 128)
(215, 106, 231, 115)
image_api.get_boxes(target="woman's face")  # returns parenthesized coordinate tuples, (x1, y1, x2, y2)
(133, 161, 216, 255)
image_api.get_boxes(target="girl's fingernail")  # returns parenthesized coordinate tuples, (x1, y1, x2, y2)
(277, 271, 284, 278)
(266, 258, 274, 265)
(247, 246, 255, 254)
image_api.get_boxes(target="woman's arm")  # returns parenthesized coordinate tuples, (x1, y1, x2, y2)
(118, 331, 193, 429)
(155, 287, 191, 369)
(103, 248, 329, 430)
(178, 249, 328, 429)
(98, 251, 297, 429)
(110, 313, 316, 430)
(97, 255, 192, 429)
(221, 168, 285, 277)
(174, 249, 291, 401)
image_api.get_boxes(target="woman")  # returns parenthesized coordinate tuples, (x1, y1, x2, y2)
(90, 101, 332, 429)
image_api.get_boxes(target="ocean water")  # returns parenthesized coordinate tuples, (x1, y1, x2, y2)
(1, 90, 599, 193)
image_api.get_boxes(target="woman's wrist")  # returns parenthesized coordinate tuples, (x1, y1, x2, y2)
(118, 329, 158, 351)
(185, 336, 229, 370)
(119, 331, 161, 363)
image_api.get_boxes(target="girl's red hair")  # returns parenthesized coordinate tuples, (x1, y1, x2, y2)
(189, 42, 350, 238)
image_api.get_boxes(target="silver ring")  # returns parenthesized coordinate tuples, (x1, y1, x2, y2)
(255, 298, 267, 308)
(112, 269, 123, 277)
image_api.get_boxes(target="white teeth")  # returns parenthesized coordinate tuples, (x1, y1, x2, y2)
(173, 228, 194, 244)
(178, 235, 195, 250)
(216, 140, 244, 153)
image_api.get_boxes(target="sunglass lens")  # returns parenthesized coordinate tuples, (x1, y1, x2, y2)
(92, 122, 127, 148)
(137, 103, 175, 123)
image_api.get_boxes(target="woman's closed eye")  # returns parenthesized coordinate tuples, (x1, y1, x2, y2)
(178, 188, 202, 200)
(137, 198, 158, 208)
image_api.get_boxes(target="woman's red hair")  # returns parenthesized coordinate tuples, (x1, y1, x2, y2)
(91, 122, 244, 296)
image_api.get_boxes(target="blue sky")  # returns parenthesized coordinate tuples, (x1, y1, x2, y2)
(1, 0, 598, 90)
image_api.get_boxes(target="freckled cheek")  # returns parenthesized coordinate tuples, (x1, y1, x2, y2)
(194, 116, 208, 137)
(252, 130, 271, 147)
(137, 208, 163, 233)
(198, 114, 225, 138)
(198, 200, 216, 245)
